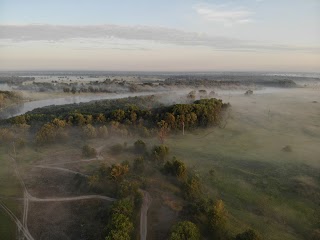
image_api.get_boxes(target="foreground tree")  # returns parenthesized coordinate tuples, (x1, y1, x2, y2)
(106, 199, 134, 240)
(82, 145, 97, 158)
(169, 221, 200, 240)
(152, 145, 169, 162)
(163, 157, 187, 179)
(208, 200, 228, 240)
(109, 162, 129, 181)
(182, 175, 202, 201)
(157, 120, 169, 143)
(105, 213, 133, 240)
(134, 139, 147, 154)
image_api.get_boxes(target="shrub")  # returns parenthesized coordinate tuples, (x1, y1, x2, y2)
(152, 145, 169, 162)
(163, 157, 187, 179)
(169, 221, 200, 240)
(82, 145, 97, 158)
(134, 139, 147, 154)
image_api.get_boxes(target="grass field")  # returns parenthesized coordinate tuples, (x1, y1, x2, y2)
(0, 146, 23, 239)
(166, 89, 320, 240)
(0, 88, 319, 239)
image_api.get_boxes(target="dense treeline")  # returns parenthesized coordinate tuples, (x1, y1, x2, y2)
(95, 139, 263, 240)
(0, 76, 35, 84)
(0, 91, 23, 109)
(163, 75, 298, 88)
(1, 96, 229, 144)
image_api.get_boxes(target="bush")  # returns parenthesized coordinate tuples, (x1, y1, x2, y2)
(82, 145, 97, 158)
(208, 200, 228, 239)
(169, 221, 200, 240)
(82, 124, 97, 138)
(117, 180, 139, 198)
(152, 145, 169, 162)
(182, 175, 202, 201)
(134, 139, 147, 154)
(109, 162, 129, 181)
(163, 157, 187, 179)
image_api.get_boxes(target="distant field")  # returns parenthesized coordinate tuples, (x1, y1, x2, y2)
(167, 88, 320, 240)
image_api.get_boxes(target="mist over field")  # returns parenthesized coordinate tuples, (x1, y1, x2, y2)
(1, 0, 320, 239)
(0, 71, 319, 240)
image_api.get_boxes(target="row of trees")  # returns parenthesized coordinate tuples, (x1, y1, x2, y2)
(160, 154, 261, 240)
(105, 199, 134, 240)
(6, 96, 229, 145)
(86, 138, 262, 240)
(0, 90, 23, 108)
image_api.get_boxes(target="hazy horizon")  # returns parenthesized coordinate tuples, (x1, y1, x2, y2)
(0, 0, 319, 72)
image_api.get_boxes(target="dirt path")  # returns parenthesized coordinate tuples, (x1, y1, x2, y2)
(27, 194, 116, 202)
(33, 165, 89, 177)
(8, 154, 32, 239)
(140, 190, 151, 240)
(7, 148, 153, 240)
(42, 156, 106, 166)
(0, 200, 34, 240)
(6, 153, 116, 240)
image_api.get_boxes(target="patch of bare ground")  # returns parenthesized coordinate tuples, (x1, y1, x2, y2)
(36, 149, 82, 165)
(25, 168, 90, 198)
(28, 199, 111, 240)
(147, 190, 180, 240)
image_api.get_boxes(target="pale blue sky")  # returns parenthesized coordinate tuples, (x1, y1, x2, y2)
(0, 0, 319, 71)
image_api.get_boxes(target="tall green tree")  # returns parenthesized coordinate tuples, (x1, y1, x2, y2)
(208, 200, 228, 240)
(169, 221, 200, 240)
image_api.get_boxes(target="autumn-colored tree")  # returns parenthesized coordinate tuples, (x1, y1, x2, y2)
(97, 125, 108, 138)
(111, 109, 126, 122)
(163, 157, 187, 179)
(187, 90, 196, 100)
(109, 162, 129, 181)
(182, 175, 202, 201)
(152, 145, 169, 162)
(96, 113, 106, 123)
(82, 124, 96, 138)
(165, 112, 176, 129)
(157, 120, 169, 143)
(208, 200, 228, 240)
(12, 115, 27, 125)
(0, 128, 15, 143)
(35, 123, 56, 144)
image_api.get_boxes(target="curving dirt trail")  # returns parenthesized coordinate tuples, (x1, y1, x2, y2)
(140, 190, 151, 240)
(0, 200, 34, 240)
(27, 193, 116, 202)
(6, 146, 150, 240)
(33, 165, 89, 177)
(6, 153, 116, 240)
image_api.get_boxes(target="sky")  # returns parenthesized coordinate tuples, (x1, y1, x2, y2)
(0, 0, 319, 72)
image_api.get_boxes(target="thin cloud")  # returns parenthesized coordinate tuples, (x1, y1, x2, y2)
(0, 24, 318, 53)
(194, 4, 253, 25)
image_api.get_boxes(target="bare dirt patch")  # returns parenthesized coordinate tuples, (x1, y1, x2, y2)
(28, 199, 111, 240)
